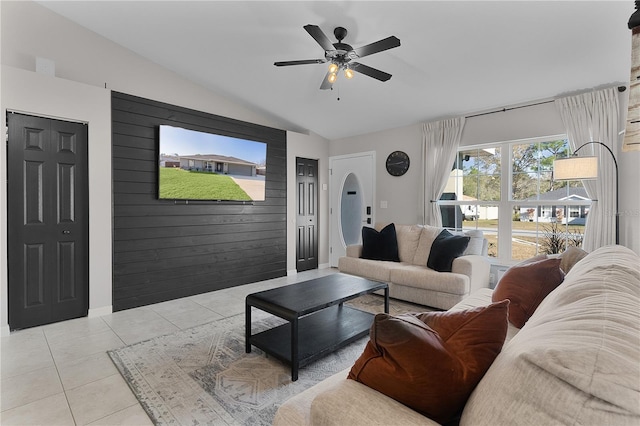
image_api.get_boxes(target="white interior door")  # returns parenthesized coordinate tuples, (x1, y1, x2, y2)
(329, 152, 375, 267)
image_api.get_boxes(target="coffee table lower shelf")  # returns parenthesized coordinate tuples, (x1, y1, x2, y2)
(249, 305, 372, 375)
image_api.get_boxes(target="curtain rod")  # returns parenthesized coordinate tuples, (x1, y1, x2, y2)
(466, 100, 554, 119)
(466, 85, 627, 119)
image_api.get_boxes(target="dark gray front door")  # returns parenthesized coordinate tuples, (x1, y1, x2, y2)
(7, 113, 89, 330)
(296, 157, 318, 271)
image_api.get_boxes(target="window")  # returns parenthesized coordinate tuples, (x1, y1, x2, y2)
(439, 136, 589, 262)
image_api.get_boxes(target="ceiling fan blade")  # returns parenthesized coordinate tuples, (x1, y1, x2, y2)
(350, 62, 392, 82)
(304, 24, 335, 52)
(320, 71, 334, 90)
(274, 59, 326, 67)
(353, 36, 401, 58)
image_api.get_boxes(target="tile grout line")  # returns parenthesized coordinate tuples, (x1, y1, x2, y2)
(0, 271, 336, 423)
(43, 316, 127, 425)
(85, 402, 146, 426)
(103, 316, 128, 348)
(42, 329, 79, 426)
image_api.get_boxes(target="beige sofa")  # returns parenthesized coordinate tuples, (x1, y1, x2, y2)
(338, 223, 491, 310)
(274, 245, 640, 425)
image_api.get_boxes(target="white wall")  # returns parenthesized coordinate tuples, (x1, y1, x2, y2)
(0, 1, 285, 132)
(329, 95, 640, 255)
(330, 124, 423, 225)
(0, 1, 322, 334)
(286, 132, 331, 273)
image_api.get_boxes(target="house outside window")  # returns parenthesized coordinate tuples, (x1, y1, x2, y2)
(438, 136, 590, 262)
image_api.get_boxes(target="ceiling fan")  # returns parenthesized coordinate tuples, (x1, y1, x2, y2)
(274, 25, 401, 90)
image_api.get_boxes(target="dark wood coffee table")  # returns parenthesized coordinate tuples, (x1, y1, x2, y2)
(245, 273, 388, 381)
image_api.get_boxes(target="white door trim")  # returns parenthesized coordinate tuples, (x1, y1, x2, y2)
(329, 151, 376, 267)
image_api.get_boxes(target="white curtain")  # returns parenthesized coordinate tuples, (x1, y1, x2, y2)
(421, 117, 465, 226)
(555, 87, 620, 250)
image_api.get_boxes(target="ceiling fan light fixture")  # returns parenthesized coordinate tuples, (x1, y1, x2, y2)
(344, 67, 354, 79)
(275, 25, 400, 90)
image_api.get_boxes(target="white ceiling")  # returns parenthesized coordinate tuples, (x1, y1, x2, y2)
(39, 1, 634, 140)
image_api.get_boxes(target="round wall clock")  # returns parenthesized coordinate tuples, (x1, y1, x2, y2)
(386, 150, 410, 176)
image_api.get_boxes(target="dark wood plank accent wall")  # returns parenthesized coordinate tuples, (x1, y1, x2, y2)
(111, 92, 287, 311)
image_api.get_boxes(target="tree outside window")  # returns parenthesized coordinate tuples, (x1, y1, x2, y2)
(439, 137, 589, 262)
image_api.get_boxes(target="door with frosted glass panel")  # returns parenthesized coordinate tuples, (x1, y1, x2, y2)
(329, 152, 375, 267)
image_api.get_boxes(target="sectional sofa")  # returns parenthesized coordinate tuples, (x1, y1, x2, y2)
(274, 245, 640, 425)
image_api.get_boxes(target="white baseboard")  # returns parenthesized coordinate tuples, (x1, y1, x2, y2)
(287, 269, 298, 276)
(318, 263, 331, 269)
(1, 324, 10, 337)
(89, 305, 113, 318)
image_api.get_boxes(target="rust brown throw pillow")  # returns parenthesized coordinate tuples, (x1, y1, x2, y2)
(348, 301, 509, 425)
(492, 257, 564, 328)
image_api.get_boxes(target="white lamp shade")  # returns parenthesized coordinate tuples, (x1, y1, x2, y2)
(553, 156, 598, 180)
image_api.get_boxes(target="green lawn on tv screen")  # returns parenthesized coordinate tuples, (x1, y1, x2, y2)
(159, 168, 251, 201)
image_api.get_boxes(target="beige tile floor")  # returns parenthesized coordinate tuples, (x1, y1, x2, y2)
(0, 268, 336, 425)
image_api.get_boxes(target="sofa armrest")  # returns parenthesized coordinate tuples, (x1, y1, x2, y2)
(452, 255, 490, 294)
(346, 244, 363, 258)
(310, 379, 439, 426)
(274, 369, 348, 426)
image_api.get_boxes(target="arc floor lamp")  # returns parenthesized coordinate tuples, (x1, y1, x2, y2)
(553, 141, 619, 245)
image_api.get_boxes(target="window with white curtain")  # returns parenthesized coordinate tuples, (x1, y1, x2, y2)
(438, 136, 591, 262)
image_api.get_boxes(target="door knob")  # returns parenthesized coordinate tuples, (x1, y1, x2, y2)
(62, 230, 71, 234)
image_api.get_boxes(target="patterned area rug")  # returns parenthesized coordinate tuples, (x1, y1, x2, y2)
(108, 294, 433, 425)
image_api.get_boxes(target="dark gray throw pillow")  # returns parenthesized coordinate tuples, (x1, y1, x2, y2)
(361, 223, 400, 262)
(427, 229, 470, 272)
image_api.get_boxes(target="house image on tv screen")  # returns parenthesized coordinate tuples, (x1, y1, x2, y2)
(178, 154, 258, 176)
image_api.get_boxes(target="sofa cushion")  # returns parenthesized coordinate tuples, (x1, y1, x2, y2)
(390, 265, 469, 295)
(461, 245, 640, 426)
(558, 246, 588, 274)
(394, 224, 424, 263)
(338, 257, 397, 283)
(412, 224, 441, 266)
(492, 256, 564, 328)
(427, 229, 470, 272)
(348, 300, 509, 425)
(361, 223, 400, 261)
(451, 229, 485, 256)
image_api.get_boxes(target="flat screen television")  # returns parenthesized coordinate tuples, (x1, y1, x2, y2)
(158, 124, 267, 201)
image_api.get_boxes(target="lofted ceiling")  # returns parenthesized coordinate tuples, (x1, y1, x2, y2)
(38, 1, 634, 140)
